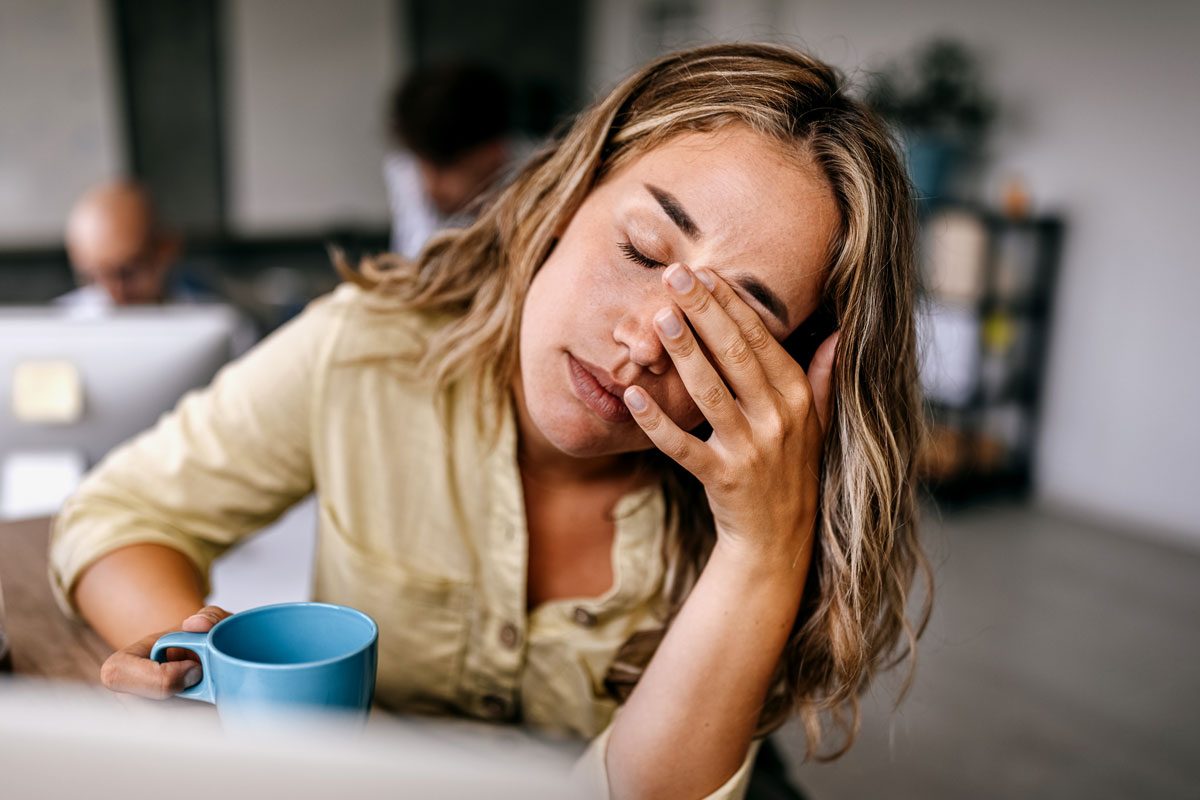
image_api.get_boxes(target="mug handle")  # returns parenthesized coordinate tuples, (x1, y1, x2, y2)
(150, 631, 215, 704)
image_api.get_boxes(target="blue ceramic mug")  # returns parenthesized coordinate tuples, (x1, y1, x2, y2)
(150, 602, 378, 724)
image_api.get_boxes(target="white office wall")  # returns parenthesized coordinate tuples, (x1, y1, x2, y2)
(223, 0, 401, 235)
(586, 0, 1200, 545)
(0, 0, 124, 247)
(584, 0, 783, 94)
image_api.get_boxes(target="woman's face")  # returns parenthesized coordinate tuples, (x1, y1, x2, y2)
(517, 125, 840, 459)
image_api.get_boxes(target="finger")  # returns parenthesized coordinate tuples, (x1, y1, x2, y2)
(181, 605, 232, 633)
(807, 330, 840, 432)
(101, 633, 203, 700)
(663, 263, 776, 413)
(693, 268, 802, 382)
(623, 385, 715, 480)
(652, 303, 749, 439)
(118, 630, 196, 663)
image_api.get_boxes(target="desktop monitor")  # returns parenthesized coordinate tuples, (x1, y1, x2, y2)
(0, 677, 578, 799)
(0, 305, 241, 516)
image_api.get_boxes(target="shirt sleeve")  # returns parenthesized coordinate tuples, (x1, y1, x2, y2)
(47, 292, 347, 621)
(569, 714, 762, 800)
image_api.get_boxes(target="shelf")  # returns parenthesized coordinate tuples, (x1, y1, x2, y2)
(916, 202, 1063, 503)
(921, 291, 1052, 318)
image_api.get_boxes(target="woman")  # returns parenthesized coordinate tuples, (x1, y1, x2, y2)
(51, 42, 932, 799)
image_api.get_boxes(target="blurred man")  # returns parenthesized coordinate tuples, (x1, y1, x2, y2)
(59, 180, 257, 353)
(60, 181, 184, 310)
(384, 62, 533, 258)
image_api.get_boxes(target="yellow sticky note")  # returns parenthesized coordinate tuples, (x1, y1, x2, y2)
(12, 360, 84, 424)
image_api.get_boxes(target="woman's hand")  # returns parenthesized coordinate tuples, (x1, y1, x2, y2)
(99, 605, 232, 699)
(623, 262, 839, 568)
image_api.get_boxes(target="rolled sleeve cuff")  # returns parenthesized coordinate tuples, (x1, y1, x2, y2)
(47, 507, 219, 622)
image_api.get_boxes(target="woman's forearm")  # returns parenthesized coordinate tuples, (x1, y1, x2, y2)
(605, 539, 809, 799)
(72, 543, 207, 650)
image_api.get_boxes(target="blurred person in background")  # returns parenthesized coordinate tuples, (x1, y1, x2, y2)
(53, 43, 930, 800)
(384, 62, 531, 259)
(60, 180, 191, 310)
(58, 179, 257, 352)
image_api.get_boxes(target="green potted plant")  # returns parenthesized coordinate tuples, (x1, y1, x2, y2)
(865, 38, 997, 203)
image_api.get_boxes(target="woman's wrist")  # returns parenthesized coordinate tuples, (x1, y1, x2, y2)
(712, 521, 814, 577)
(708, 532, 812, 603)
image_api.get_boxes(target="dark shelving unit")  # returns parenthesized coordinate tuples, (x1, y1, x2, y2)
(916, 201, 1065, 506)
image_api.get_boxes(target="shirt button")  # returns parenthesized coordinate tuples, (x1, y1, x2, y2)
(499, 622, 520, 649)
(572, 606, 597, 628)
(481, 694, 508, 720)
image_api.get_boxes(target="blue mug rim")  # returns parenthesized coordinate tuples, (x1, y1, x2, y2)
(204, 601, 378, 671)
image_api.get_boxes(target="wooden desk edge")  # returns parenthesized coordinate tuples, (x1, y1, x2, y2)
(0, 516, 110, 685)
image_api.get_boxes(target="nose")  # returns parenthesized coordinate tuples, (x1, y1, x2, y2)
(613, 297, 671, 376)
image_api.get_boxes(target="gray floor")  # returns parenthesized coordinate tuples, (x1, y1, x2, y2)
(775, 501, 1200, 800)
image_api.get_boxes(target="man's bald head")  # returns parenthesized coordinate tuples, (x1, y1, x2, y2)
(65, 181, 178, 305)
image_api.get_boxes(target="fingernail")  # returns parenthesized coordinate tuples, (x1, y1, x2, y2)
(665, 263, 694, 293)
(624, 387, 648, 412)
(655, 308, 683, 338)
(696, 269, 715, 291)
(183, 666, 202, 688)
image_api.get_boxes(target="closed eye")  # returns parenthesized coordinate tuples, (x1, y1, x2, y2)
(618, 239, 667, 269)
(621, 238, 786, 335)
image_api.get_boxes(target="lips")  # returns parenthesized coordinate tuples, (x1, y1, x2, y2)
(567, 353, 633, 424)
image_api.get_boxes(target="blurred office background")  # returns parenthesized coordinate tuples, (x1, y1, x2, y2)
(1, 1, 1198, 797)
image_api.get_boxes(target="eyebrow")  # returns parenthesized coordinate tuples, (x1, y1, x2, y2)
(643, 183, 790, 329)
(645, 183, 701, 240)
(730, 271, 791, 329)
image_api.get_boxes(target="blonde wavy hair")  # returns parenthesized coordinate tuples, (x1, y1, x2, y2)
(339, 41, 932, 761)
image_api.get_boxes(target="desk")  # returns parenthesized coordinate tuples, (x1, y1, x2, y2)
(0, 516, 108, 683)
(0, 520, 581, 798)
(0, 526, 577, 795)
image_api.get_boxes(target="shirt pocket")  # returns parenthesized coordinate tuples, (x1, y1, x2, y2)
(315, 510, 473, 714)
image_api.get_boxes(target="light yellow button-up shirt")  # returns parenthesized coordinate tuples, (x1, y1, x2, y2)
(48, 283, 759, 798)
